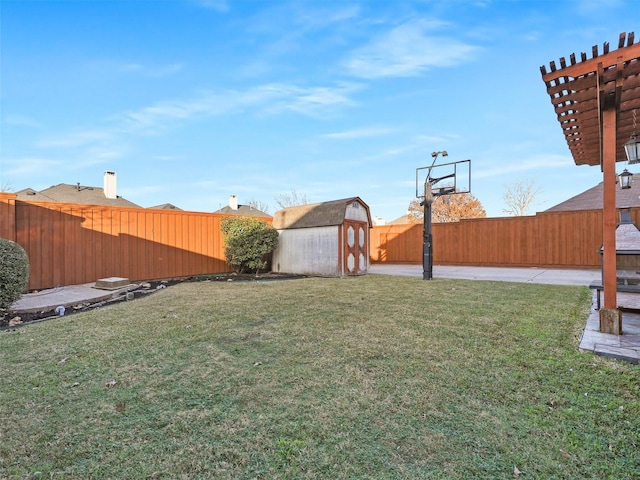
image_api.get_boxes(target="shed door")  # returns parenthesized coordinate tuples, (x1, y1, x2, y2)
(343, 220, 368, 275)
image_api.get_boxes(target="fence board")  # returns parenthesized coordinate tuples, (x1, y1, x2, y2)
(0, 193, 17, 241)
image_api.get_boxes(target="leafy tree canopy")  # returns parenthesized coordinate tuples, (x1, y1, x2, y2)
(407, 192, 486, 223)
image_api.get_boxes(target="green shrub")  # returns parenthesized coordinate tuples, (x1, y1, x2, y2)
(221, 217, 279, 274)
(0, 239, 29, 310)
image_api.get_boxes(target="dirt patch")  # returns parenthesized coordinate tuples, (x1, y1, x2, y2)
(1, 272, 306, 329)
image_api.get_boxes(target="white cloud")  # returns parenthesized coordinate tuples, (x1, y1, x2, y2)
(4, 114, 42, 128)
(87, 60, 184, 78)
(38, 130, 113, 148)
(322, 126, 396, 139)
(191, 0, 229, 12)
(147, 63, 184, 77)
(474, 154, 572, 179)
(344, 19, 480, 79)
(3, 157, 64, 176)
(119, 82, 363, 133)
(272, 84, 361, 117)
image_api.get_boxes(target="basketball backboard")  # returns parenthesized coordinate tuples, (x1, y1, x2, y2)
(415, 159, 471, 199)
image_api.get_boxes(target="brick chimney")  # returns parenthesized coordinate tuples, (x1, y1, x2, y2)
(229, 194, 239, 210)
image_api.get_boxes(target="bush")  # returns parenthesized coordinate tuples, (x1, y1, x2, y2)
(221, 217, 279, 274)
(0, 239, 29, 310)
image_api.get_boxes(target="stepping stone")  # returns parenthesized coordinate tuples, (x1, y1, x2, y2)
(94, 277, 130, 290)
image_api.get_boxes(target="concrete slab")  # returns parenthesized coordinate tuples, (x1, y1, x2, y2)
(579, 295, 640, 364)
(11, 282, 139, 313)
(95, 277, 131, 290)
(369, 264, 601, 286)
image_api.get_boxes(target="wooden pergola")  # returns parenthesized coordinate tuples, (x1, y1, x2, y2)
(540, 32, 640, 334)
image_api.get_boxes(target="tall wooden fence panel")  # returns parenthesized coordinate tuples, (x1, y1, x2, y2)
(2, 198, 237, 291)
(370, 208, 634, 269)
(5, 192, 640, 290)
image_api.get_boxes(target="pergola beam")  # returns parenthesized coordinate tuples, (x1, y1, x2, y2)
(541, 42, 640, 84)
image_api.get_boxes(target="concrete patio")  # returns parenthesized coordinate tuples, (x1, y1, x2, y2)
(580, 293, 640, 364)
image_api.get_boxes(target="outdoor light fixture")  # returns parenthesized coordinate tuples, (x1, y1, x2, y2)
(625, 110, 640, 164)
(431, 150, 448, 158)
(625, 134, 640, 164)
(619, 169, 633, 189)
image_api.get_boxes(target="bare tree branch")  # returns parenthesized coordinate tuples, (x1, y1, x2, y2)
(246, 198, 270, 214)
(502, 179, 543, 216)
(275, 190, 308, 209)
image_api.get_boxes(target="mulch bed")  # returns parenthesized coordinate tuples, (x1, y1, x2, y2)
(1, 272, 306, 330)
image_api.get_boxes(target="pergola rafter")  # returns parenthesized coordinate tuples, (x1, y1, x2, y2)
(540, 32, 640, 168)
(540, 32, 640, 335)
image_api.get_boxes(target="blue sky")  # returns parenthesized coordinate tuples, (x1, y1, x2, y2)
(0, 0, 636, 221)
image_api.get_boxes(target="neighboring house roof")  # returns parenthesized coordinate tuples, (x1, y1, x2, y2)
(388, 214, 415, 225)
(214, 205, 271, 218)
(272, 197, 371, 230)
(16, 183, 141, 208)
(15, 188, 57, 203)
(149, 203, 182, 210)
(545, 174, 640, 212)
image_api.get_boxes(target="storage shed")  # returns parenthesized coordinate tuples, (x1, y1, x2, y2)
(271, 197, 371, 277)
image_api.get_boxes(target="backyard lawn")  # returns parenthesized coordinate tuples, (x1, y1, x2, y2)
(1, 274, 639, 479)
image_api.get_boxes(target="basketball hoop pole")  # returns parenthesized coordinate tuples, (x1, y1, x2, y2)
(417, 155, 470, 280)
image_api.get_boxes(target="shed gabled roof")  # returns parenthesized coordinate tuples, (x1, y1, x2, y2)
(546, 174, 640, 212)
(273, 197, 370, 230)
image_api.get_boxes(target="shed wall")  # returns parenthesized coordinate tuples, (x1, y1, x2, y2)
(273, 226, 340, 276)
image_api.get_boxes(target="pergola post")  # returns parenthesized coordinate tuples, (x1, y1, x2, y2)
(600, 106, 622, 334)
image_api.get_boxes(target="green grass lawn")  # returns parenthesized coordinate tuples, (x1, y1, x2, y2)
(1, 275, 639, 479)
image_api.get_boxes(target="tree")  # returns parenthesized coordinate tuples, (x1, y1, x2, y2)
(221, 217, 279, 274)
(502, 179, 542, 216)
(407, 192, 486, 223)
(275, 190, 308, 209)
(246, 198, 270, 214)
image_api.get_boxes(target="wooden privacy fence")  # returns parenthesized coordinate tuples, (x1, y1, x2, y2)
(370, 208, 640, 269)
(3, 192, 636, 290)
(0, 193, 237, 291)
